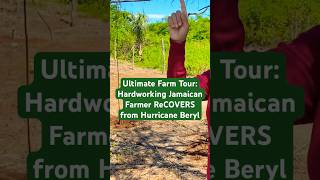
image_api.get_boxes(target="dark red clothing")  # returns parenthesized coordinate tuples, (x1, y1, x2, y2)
(167, 0, 320, 179)
(168, 39, 212, 178)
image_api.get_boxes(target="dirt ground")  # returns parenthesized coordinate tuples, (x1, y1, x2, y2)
(0, 0, 107, 179)
(110, 60, 209, 180)
(0, 0, 313, 180)
(109, 61, 313, 180)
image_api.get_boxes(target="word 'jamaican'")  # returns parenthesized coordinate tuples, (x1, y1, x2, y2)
(212, 92, 295, 113)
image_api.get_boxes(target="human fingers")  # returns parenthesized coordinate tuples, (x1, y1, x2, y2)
(168, 16, 174, 28)
(176, 11, 182, 26)
(180, 0, 187, 16)
(171, 13, 178, 28)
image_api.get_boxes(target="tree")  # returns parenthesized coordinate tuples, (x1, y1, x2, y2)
(130, 13, 147, 59)
(110, 5, 135, 60)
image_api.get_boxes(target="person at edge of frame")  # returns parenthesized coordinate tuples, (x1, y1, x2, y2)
(167, 0, 320, 179)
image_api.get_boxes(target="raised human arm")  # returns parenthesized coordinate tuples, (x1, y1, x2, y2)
(211, 0, 245, 52)
(167, 0, 189, 78)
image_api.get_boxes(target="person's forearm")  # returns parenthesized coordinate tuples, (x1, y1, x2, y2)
(167, 39, 187, 78)
(211, 0, 245, 52)
(167, 0, 189, 78)
(213, 0, 240, 21)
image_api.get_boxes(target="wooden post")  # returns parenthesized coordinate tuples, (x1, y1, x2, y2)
(161, 38, 166, 74)
(11, 29, 15, 40)
(114, 37, 121, 125)
(70, 0, 77, 27)
(132, 45, 135, 70)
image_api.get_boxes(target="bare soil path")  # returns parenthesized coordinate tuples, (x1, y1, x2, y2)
(110, 60, 209, 180)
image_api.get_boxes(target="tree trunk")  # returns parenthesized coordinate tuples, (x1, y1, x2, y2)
(138, 44, 143, 60)
(102, 0, 106, 6)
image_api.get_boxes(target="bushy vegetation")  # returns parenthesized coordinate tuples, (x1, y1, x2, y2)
(239, 0, 320, 47)
(58, 1, 320, 75)
(77, 0, 109, 21)
(57, 0, 109, 21)
(111, 5, 210, 75)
